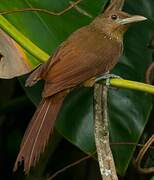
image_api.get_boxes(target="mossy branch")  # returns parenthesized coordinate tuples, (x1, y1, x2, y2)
(94, 84, 118, 180)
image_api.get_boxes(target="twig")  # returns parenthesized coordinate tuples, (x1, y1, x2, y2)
(145, 32, 154, 84)
(94, 84, 118, 180)
(145, 62, 154, 84)
(69, 1, 93, 18)
(111, 0, 124, 10)
(47, 155, 91, 180)
(106, 0, 124, 12)
(111, 142, 154, 149)
(0, 0, 82, 16)
(147, 33, 154, 50)
(134, 134, 154, 174)
(46, 141, 154, 180)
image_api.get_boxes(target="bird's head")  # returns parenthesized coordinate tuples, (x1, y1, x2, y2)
(91, 0, 147, 40)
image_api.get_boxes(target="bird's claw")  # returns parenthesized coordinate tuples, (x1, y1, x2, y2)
(95, 74, 122, 86)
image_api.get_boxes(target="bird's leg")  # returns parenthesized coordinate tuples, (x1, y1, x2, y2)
(83, 72, 122, 88)
(95, 72, 122, 86)
(83, 77, 96, 87)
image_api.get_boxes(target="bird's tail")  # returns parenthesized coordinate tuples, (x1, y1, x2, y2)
(13, 92, 66, 174)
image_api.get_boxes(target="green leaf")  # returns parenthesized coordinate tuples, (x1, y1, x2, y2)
(1, 0, 154, 176)
(57, 87, 95, 153)
(109, 0, 154, 174)
(151, 177, 154, 180)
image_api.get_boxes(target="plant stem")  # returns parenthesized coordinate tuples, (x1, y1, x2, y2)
(0, 15, 49, 62)
(0, 15, 154, 96)
(109, 78, 154, 95)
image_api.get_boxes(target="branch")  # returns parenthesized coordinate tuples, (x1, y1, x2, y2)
(46, 141, 154, 180)
(0, 0, 87, 64)
(111, 0, 125, 10)
(0, 0, 82, 16)
(94, 84, 118, 180)
(145, 62, 154, 84)
(105, 0, 125, 12)
(1, 8, 154, 95)
(134, 135, 154, 174)
(69, 1, 92, 18)
(111, 142, 154, 150)
(47, 155, 92, 180)
(108, 78, 154, 95)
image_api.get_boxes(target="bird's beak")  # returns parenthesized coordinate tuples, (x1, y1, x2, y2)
(117, 15, 147, 25)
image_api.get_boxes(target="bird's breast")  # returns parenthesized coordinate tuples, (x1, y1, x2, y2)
(42, 26, 123, 97)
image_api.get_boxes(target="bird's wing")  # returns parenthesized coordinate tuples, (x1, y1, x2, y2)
(42, 26, 122, 97)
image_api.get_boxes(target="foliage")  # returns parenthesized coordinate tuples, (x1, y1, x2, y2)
(0, 0, 154, 179)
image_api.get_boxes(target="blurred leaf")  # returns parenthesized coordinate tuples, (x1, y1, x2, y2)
(151, 176, 154, 180)
(0, 29, 32, 78)
(1, 0, 154, 176)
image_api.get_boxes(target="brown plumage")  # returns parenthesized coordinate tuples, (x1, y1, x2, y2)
(13, 92, 66, 173)
(13, 0, 146, 174)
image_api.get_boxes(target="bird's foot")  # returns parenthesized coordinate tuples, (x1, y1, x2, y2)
(95, 74, 122, 86)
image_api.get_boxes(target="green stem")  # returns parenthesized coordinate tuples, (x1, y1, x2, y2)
(109, 78, 154, 95)
(0, 16, 153, 96)
(0, 15, 49, 62)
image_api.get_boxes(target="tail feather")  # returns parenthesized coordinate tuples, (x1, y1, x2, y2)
(13, 92, 65, 174)
(25, 62, 48, 87)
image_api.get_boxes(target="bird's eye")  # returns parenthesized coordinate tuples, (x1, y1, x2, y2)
(111, 14, 118, 20)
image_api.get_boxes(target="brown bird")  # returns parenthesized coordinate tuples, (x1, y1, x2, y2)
(13, 0, 147, 174)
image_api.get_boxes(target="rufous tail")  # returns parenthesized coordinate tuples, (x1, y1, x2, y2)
(13, 92, 65, 174)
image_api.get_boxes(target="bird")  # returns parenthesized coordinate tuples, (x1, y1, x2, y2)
(13, 0, 147, 174)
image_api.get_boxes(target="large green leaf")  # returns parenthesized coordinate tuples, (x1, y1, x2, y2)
(0, 0, 105, 54)
(109, 0, 154, 174)
(1, 0, 154, 176)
